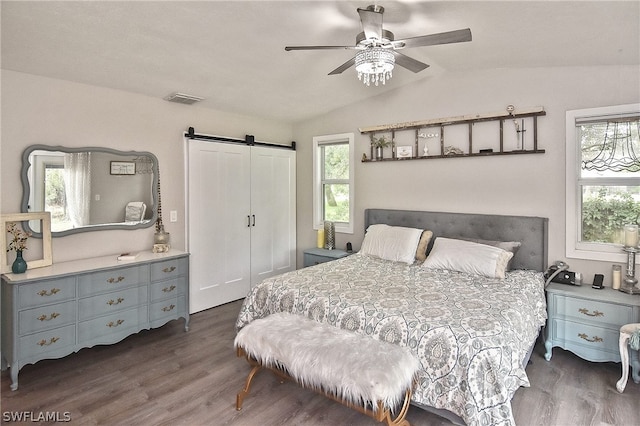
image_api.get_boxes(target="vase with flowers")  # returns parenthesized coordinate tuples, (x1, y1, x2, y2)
(6, 222, 31, 274)
(372, 136, 391, 160)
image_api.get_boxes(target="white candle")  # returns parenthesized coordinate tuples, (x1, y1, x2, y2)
(624, 224, 638, 247)
(612, 265, 622, 290)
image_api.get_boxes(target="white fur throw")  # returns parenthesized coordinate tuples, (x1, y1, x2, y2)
(234, 312, 420, 410)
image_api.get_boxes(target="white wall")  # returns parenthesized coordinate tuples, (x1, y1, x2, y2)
(293, 65, 640, 286)
(1, 70, 293, 263)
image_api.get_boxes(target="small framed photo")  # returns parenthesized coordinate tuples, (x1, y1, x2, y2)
(396, 145, 413, 159)
(110, 161, 136, 175)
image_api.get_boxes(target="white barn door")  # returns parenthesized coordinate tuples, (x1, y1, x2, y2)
(187, 140, 251, 313)
(250, 146, 297, 285)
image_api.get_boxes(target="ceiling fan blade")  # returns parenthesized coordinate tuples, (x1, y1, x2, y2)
(357, 5, 383, 40)
(285, 45, 358, 51)
(328, 57, 356, 75)
(392, 52, 430, 73)
(395, 28, 472, 49)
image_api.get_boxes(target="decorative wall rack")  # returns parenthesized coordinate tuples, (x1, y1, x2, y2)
(359, 106, 546, 162)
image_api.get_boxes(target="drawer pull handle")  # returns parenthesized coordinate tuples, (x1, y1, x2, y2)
(162, 266, 177, 273)
(107, 276, 125, 284)
(37, 313, 60, 321)
(37, 288, 60, 297)
(162, 304, 176, 312)
(107, 297, 125, 306)
(37, 337, 60, 346)
(162, 285, 176, 293)
(578, 333, 603, 343)
(578, 308, 604, 317)
(107, 319, 125, 328)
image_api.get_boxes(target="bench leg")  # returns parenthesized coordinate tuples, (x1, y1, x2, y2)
(236, 364, 262, 410)
(378, 388, 412, 426)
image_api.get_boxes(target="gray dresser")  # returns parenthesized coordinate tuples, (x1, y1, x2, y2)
(545, 282, 640, 367)
(1, 250, 189, 390)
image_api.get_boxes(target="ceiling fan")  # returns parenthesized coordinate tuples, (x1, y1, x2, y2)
(285, 4, 472, 86)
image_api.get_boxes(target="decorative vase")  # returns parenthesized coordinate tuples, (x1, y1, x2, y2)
(324, 221, 335, 250)
(375, 146, 383, 160)
(12, 250, 27, 274)
(154, 225, 170, 245)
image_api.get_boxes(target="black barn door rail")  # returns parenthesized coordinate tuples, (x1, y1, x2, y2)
(185, 127, 296, 151)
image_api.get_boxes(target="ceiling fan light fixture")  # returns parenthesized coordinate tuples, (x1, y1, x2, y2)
(355, 47, 394, 86)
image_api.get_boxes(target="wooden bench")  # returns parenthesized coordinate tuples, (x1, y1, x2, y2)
(234, 312, 420, 426)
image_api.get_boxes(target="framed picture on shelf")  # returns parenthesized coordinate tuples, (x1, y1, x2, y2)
(110, 161, 136, 175)
(396, 145, 413, 159)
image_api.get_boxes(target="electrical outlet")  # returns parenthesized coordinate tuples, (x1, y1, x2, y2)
(170, 210, 177, 222)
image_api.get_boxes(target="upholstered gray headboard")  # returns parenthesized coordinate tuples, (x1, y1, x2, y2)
(364, 209, 549, 272)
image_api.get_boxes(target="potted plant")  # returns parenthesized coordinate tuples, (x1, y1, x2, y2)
(6, 222, 31, 273)
(372, 136, 391, 160)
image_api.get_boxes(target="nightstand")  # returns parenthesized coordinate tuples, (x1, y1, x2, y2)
(545, 282, 640, 371)
(303, 248, 351, 267)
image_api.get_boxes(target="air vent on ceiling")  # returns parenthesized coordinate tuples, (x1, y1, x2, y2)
(164, 93, 204, 105)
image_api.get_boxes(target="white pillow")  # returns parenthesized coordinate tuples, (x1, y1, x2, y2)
(421, 237, 514, 279)
(360, 224, 423, 265)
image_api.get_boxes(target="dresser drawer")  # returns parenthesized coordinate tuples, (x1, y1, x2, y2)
(78, 285, 148, 321)
(18, 325, 76, 359)
(151, 258, 187, 281)
(150, 277, 185, 302)
(78, 265, 149, 296)
(553, 295, 634, 326)
(77, 307, 148, 343)
(18, 300, 77, 335)
(18, 278, 76, 309)
(150, 296, 186, 323)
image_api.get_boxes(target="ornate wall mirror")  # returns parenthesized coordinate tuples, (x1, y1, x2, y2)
(21, 145, 158, 237)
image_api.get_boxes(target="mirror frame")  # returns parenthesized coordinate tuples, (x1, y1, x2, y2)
(21, 145, 159, 237)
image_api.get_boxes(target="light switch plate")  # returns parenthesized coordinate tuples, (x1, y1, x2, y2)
(170, 210, 177, 222)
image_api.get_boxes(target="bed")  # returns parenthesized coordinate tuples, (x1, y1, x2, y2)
(236, 209, 549, 426)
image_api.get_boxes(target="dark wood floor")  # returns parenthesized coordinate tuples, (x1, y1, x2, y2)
(2, 299, 639, 425)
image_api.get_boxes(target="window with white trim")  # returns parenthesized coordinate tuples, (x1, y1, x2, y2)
(313, 133, 355, 234)
(566, 104, 640, 262)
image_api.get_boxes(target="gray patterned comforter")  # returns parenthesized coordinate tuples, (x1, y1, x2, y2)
(236, 253, 547, 426)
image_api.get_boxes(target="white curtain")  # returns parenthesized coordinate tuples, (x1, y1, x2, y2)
(64, 152, 91, 228)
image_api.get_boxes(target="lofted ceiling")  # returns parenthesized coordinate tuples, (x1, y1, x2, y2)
(2, 1, 639, 124)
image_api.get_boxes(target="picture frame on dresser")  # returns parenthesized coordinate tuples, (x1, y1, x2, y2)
(1, 212, 53, 273)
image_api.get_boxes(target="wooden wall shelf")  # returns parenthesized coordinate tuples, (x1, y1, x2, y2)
(360, 107, 546, 162)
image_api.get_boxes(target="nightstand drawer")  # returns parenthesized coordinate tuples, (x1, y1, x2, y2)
(551, 318, 619, 349)
(549, 318, 621, 362)
(554, 295, 634, 326)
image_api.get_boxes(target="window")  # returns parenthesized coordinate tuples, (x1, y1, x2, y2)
(313, 133, 355, 234)
(566, 104, 640, 262)
(44, 164, 71, 231)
